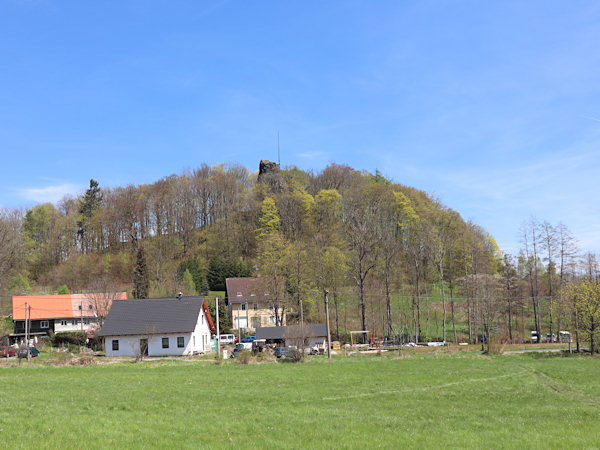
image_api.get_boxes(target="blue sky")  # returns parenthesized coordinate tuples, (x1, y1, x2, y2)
(1, 1, 599, 254)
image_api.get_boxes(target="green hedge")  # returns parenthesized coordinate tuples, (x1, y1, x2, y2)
(51, 331, 87, 346)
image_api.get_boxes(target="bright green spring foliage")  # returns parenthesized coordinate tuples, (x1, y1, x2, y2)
(57, 284, 70, 295)
(256, 196, 280, 240)
(565, 279, 600, 353)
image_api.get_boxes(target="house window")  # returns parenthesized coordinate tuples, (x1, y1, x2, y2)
(72, 319, 79, 325)
(40, 320, 49, 329)
(250, 293, 255, 297)
(269, 316, 275, 324)
(241, 303, 247, 311)
(83, 319, 90, 325)
(78, 305, 82, 310)
(112, 340, 119, 351)
(264, 292, 269, 296)
(60, 320, 67, 326)
(253, 303, 258, 310)
(89, 305, 94, 310)
(162, 337, 169, 349)
(237, 292, 242, 297)
(177, 337, 184, 348)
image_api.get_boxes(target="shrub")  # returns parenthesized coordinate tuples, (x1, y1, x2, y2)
(487, 341, 505, 355)
(51, 331, 87, 347)
(236, 351, 252, 365)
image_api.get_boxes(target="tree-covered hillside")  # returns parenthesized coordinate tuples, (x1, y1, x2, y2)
(1, 161, 598, 346)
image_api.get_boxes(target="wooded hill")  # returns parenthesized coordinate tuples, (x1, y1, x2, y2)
(1, 161, 597, 346)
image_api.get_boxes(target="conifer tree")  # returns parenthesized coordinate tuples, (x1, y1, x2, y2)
(133, 247, 149, 299)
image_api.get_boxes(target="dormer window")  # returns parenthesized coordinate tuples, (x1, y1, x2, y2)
(237, 292, 242, 297)
(264, 292, 269, 296)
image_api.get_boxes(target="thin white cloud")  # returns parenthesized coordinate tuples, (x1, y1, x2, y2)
(19, 183, 82, 204)
(297, 151, 326, 160)
(582, 115, 600, 123)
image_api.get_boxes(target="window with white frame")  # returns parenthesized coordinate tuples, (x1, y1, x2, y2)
(40, 320, 49, 328)
(269, 316, 275, 324)
(60, 320, 67, 326)
(253, 303, 258, 310)
(241, 303, 247, 311)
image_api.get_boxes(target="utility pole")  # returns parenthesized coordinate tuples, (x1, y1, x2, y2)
(325, 290, 332, 360)
(237, 303, 241, 342)
(215, 297, 221, 359)
(24, 302, 29, 359)
(300, 297, 305, 356)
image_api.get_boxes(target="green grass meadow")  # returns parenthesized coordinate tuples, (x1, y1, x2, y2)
(1, 353, 599, 448)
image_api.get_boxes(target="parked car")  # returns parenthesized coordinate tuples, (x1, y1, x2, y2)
(230, 344, 246, 358)
(559, 331, 572, 343)
(545, 333, 557, 343)
(0, 346, 16, 358)
(219, 334, 236, 345)
(274, 347, 294, 358)
(531, 331, 540, 343)
(17, 347, 39, 359)
(241, 336, 256, 343)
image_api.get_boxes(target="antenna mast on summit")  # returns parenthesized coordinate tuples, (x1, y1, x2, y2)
(277, 132, 280, 166)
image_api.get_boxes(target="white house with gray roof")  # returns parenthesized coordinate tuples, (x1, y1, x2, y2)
(99, 296, 216, 357)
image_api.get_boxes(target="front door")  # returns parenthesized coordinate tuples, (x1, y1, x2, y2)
(140, 338, 148, 356)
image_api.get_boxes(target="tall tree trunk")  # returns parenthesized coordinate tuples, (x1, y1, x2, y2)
(385, 259, 393, 337)
(440, 262, 446, 342)
(334, 292, 340, 341)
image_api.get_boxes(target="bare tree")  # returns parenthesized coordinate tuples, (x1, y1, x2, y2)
(87, 277, 126, 327)
(539, 220, 558, 338)
(344, 185, 380, 335)
(0, 209, 23, 287)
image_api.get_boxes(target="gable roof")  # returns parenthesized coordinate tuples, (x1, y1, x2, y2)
(12, 293, 127, 320)
(256, 324, 327, 340)
(225, 277, 271, 304)
(98, 296, 215, 337)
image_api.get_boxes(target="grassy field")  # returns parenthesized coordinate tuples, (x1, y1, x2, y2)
(1, 352, 599, 448)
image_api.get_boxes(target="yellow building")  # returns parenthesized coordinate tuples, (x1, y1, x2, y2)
(225, 277, 285, 331)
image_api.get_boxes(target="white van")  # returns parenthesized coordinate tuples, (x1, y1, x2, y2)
(219, 334, 236, 345)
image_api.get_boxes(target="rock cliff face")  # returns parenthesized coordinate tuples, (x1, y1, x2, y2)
(257, 160, 283, 192)
(258, 160, 280, 180)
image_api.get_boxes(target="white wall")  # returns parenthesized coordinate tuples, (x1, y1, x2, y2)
(54, 318, 98, 333)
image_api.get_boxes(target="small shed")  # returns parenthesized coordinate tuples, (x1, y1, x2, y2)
(256, 324, 327, 350)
